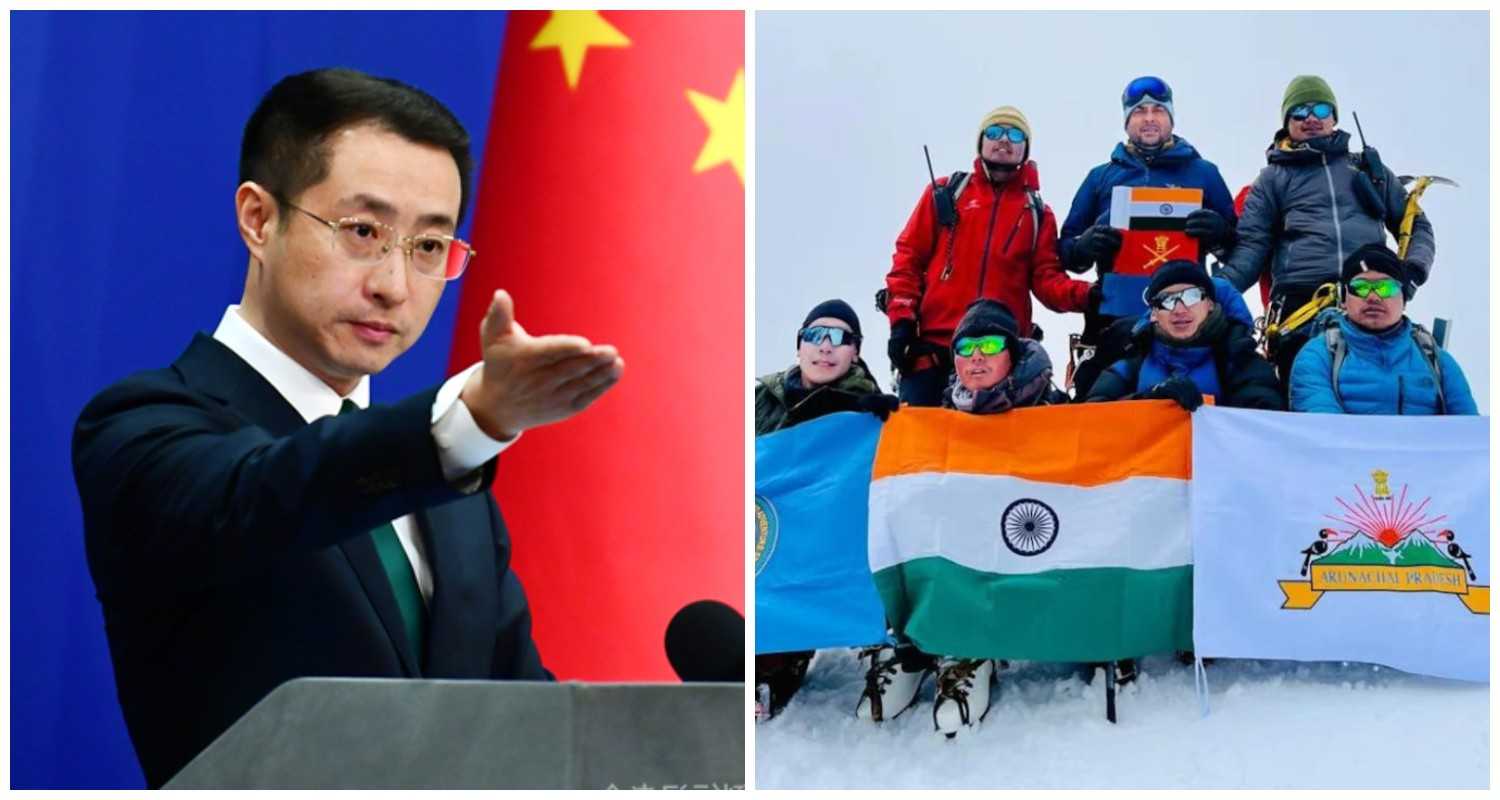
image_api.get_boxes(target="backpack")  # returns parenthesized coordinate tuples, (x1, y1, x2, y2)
(937, 170, 1045, 251)
(1323, 319, 1445, 413)
(874, 170, 1048, 322)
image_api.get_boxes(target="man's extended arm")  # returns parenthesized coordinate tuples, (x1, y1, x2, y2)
(74, 379, 476, 598)
(1030, 204, 1091, 312)
(1215, 172, 1278, 293)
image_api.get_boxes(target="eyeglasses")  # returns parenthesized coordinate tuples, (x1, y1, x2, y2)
(983, 125, 1027, 144)
(283, 201, 475, 281)
(1122, 75, 1173, 108)
(1347, 277, 1401, 299)
(954, 335, 1008, 357)
(1287, 102, 1335, 122)
(799, 325, 859, 348)
(1149, 286, 1209, 311)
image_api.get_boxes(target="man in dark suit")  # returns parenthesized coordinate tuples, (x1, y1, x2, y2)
(72, 68, 625, 787)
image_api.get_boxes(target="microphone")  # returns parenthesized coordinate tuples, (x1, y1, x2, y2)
(664, 600, 744, 682)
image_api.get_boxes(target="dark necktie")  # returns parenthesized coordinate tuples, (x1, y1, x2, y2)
(340, 399, 426, 660)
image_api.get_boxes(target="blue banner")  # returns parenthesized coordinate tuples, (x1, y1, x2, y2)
(754, 412, 888, 654)
(1100, 272, 1153, 317)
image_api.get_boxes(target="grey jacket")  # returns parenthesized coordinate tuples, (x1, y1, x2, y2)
(1216, 130, 1434, 295)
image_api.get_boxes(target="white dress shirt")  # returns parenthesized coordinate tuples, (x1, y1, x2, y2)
(212, 305, 516, 604)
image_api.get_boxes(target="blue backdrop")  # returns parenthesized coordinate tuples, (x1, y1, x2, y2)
(11, 11, 508, 788)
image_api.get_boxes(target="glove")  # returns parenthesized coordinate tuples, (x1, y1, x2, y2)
(856, 393, 901, 422)
(1072, 224, 1122, 269)
(1183, 208, 1233, 249)
(888, 319, 917, 370)
(1142, 375, 1203, 411)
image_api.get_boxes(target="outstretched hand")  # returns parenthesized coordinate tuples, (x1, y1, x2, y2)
(460, 290, 625, 440)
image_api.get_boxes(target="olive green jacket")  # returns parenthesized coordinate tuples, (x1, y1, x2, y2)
(754, 361, 881, 435)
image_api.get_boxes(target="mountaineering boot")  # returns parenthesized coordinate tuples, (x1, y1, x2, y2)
(754, 651, 812, 723)
(1175, 650, 1217, 667)
(855, 644, 933, 721)
(932, 657, 995, 738)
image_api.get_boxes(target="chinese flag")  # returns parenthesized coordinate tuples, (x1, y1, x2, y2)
(450, 11, 745, 680)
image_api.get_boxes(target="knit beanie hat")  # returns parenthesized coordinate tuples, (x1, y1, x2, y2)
(952, 298, 1020, 354)
(976, 105, 1031, 160)
(1281, 75, 1338, 126)
(1144, 260, 1215, 304)
(799, 298, 862, 349)
(1342, 243, 1411, 299)
(1122, 76, 1175, 126)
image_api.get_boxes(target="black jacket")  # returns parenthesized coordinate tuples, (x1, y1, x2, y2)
(1217, 130, 1435, 294)
(1082, 319, 1283, 410)
(72, 334, 548, 787)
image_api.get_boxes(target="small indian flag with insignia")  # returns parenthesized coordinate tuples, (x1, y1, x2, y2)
(868, 403, 1195, 661)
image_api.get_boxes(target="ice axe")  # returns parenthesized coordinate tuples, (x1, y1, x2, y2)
(1396, 174, 1458, 260)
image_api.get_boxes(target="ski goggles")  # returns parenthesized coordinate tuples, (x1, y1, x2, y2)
(1122, 76, 1173, 108)
(954, 335, 1008, 357)
(982, 125, 1027, 144)
(1347, 277, 1402, 299)
(1148, 286, 1209, 312)
(798, 325, 860, 347)
(1287, 102, 1335, 121)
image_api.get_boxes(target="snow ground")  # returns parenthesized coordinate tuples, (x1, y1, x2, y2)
(755, 648, 1488, 789)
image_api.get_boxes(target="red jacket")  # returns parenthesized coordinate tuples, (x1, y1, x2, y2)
(886, 159, 1089, 346)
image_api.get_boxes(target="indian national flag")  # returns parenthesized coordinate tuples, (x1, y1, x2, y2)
(869, 403, 1194, 661)
(1109, 186, 1202, 231)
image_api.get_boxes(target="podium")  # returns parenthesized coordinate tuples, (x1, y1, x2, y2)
(165, 679, 744, 789)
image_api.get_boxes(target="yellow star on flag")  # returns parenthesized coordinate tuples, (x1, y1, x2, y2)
(530, 11, 630, 90)
(686, 68, 745, 183)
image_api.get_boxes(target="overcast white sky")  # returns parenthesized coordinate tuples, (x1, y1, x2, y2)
(755, 11, 1488, 413)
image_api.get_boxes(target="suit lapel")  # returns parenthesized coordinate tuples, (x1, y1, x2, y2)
(174, 332, 423, 676)
(418, 497, 497, 677)
(338, 535, 422, 676)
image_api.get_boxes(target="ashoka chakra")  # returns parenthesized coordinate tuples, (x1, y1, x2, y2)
(1001, 498, 1059, 556)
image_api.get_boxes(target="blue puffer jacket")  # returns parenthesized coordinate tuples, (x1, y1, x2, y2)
(1134, 340, 1221, 398)
(1289, 315, 1478, 415)
(1058, 137, 1238, 272)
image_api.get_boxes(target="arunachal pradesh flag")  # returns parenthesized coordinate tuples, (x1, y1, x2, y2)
(869, 404, 1194, 661)
(1192, 408, 1489, 682)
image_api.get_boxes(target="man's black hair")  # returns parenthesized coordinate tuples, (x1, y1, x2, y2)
(239, 68, 474, 227)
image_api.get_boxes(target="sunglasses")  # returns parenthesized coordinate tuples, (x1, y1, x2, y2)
(1347, 277, 1402, 299)
(1122, 75, 1172, 108)
(799, 325, 859, 348)
(954, 335, 1008, 357)
(983, 125, 1027, 144)
(1287, 102, 1335, 121)
(1149, 286, 1209, 312)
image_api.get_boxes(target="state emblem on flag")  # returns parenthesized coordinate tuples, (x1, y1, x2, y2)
(754, 495, 779, 576)
(1279, 470, 1489, 614)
